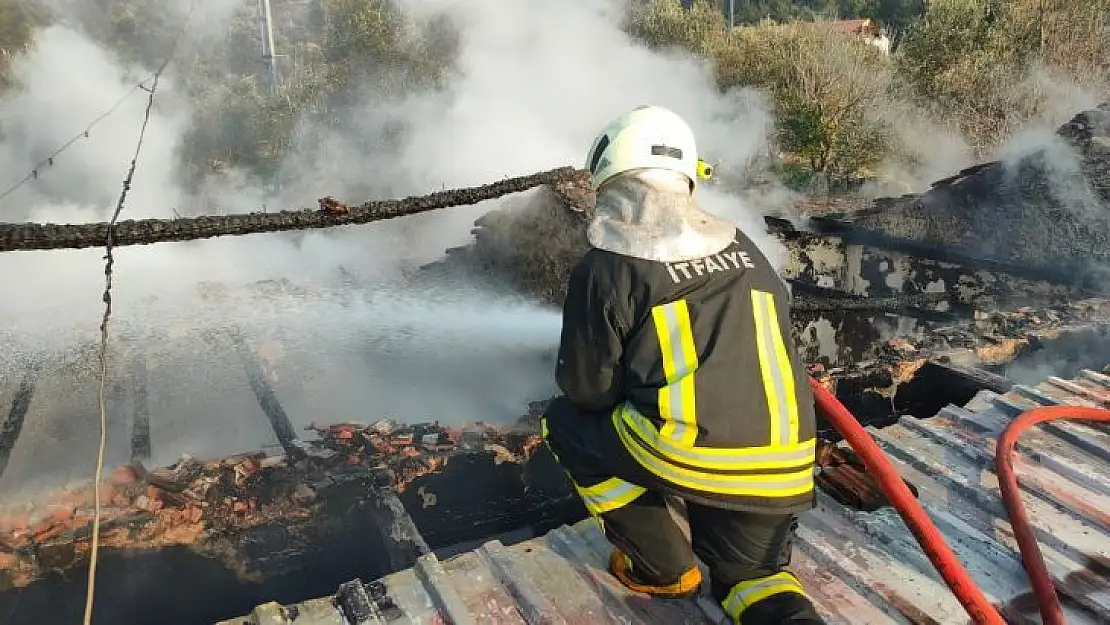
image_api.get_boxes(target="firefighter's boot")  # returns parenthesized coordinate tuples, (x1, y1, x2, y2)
(608, 549, 702, 598)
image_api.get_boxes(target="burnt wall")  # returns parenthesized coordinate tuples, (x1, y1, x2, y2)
(783, 236, 1078, 309)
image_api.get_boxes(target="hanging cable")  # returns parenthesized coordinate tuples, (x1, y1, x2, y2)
(83, 8, 195, 623)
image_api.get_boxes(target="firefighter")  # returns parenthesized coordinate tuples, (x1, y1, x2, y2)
(541, 105, 825, 624)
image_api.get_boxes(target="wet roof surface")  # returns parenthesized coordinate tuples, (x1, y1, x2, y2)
(220, 368, 1110, 625)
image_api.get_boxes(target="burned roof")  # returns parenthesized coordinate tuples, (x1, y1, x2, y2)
(219, 366, 1110, 625)
(833, 103, 1110, 289)
(0, 417, 549, 596)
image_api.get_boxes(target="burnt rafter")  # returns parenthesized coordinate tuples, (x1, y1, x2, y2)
(0, 363, 39, 481)
(224, 327, 304, 461)
(129, 345, 152, 463)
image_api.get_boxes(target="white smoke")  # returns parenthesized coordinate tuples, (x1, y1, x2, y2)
(0, 0, 782, 494)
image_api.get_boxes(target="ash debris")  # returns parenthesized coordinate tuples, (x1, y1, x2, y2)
(419, 177, 593, 306)
(0, 413, 543, 591)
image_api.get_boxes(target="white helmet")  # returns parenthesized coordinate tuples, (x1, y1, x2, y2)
(584, 105, 701, 191)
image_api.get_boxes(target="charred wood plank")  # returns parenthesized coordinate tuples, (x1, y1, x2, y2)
(0, 167, 579, 252)
(372, 489, 431, 572)
(788, 280, 949, 312)
(807, 217, 1097, 292)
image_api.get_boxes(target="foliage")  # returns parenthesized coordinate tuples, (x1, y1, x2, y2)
(631, 0, 1110, 182)
(178, 0, 458, 187)
(318, 0, 456, 105)
(715, 0, 924, 29)
(896, 0, 1110, 150)
(1, 0, 1108, 193)
(737, 22, 893, 182)
(628, 0, 731, 55)
(630, 0, 895, 186)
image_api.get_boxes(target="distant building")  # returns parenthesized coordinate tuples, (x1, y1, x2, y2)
(823, 18, 892, 53)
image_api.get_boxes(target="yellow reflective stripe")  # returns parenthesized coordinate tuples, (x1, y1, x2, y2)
(722, 571, 806, 620)
(618, 404, 815, 470)
(541, 417, 645, 515)
(540, 416, 562, 463)
(651, 299, 699, 446)
(752, 289, 800, 446)
(574, 477, 647, 515)
(613, 409, 814, 497)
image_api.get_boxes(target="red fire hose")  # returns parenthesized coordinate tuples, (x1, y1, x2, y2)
(810, 377, 1110, 625)
(809, 378, 1005, 625)
(995, 405, 1110, 625)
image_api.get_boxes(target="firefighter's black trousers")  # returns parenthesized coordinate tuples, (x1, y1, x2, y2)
(542, 397, 825, 625)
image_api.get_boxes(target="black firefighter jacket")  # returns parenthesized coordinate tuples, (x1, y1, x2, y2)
(555, 228, 817, 514)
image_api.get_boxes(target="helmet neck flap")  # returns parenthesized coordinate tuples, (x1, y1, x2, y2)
(586, 168, 737, 263)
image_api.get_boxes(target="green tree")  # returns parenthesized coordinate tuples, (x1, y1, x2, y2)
(630, 0, 896, 186)
(737, 22, 893, 184)
(175, 0, 459, 188)
(318, 0, 456, 104)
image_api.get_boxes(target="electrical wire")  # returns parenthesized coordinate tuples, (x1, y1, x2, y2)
(0, 81, 151, 206)
(83, 9, 194, 623)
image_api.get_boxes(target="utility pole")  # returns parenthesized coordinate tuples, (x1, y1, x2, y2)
(258, 0, 281, 96)
(727, 0, 734, 28)
(257, 0, 283, 197)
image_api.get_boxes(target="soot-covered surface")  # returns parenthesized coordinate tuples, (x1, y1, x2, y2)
(846, 104, 1110, 289)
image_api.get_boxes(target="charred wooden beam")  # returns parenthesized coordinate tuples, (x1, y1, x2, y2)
(225, 328, 304, 461)
(0, 168, 579, 252)
(0, 363, 38, 481)
(924, 359, 1014, 395)
(805, 217, 1095, 290)
(370, 489, 431, 572)
(130, 345, 152, 463)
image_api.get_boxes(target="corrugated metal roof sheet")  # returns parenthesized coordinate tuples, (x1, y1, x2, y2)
(219, 368, 1110, 625)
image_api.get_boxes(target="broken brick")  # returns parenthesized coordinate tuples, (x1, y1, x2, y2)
(97, 484, 118, 507)
(45, 505, 74, 523)
(184, 505, 203, 524)
(31, 520, 64, 544)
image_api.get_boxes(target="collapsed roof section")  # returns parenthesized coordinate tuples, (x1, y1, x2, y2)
(815, 103, 1110, 291)
(0, 281, 1105, 623)
(0, 409, 580, 625)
